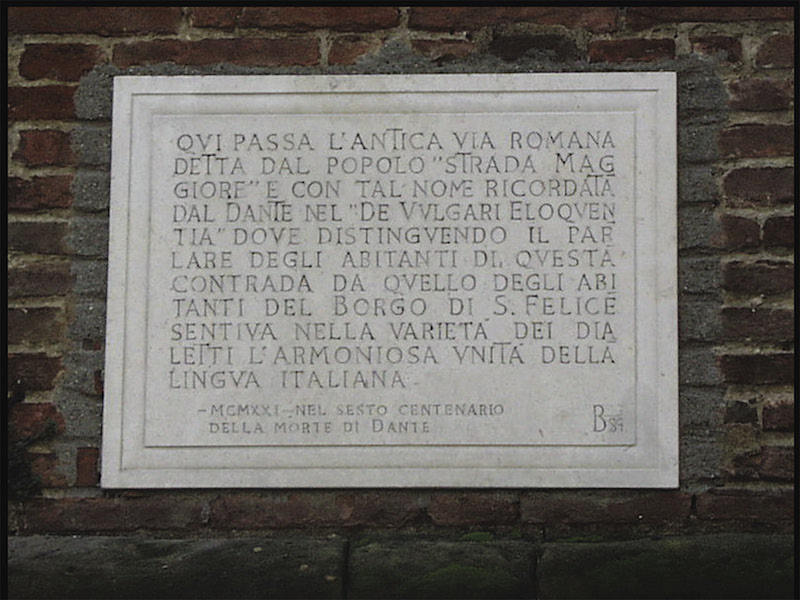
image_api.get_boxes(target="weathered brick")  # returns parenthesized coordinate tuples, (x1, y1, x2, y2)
(695, 489, 794, 522)
(409, 7, 618, 33)
(718, 353, 794, 385)
(626, 7, 793, 29)
(490, 33, 580, 62)
(522, 491, 691, 524)
(722, 260, 794, 295)
(8, 86, 76, 121)
(333, 492, 429, 527)
(8, 307, 66, 345)
(726, 446, 794, 481)
(762, 215, 794, 248)
(113, 37, 319, 68)
(19, 44, 102, 82)
(755, 34, 795, 68)
(8, 354, 63, 392)
(728, 78, 793, 111)
(588, 39, 674, 63)
(411, 39, 476, 62)
(429, 493, 519, 526)
(8, 403, 66, 440)
(8, 221, 71, 255)
(191, 7, 240, 29)
(232, 7, 400, 31)
(210, 493, 338, 529)
(13, 131, 76, 167)
(328, 36, 381, 66)
(29, 454, 68, 488)
(723, 167, 794, 206)
(8, 7, 181, 35)
(19, 497, 207, 534)
(690, 36, 742, 63)
(8, 176, 73, 210)
(723, 400, 758, 425)
(721, 307, 793, 342)
(762, 400, 794, 432)
(75, 447, 100, 487)
(716, 214, 760, 249)
(8, 261, 72, 298)
(718, 124, 793, 158)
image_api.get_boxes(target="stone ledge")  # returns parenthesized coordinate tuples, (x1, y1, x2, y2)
(8, 534, 795, 599)
(538, 533, 795, 599)
(8, 535, 346, 599)
(348, 537, 536, 599)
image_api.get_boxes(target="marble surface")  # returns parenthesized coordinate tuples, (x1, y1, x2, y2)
(103, 73, 677, 487)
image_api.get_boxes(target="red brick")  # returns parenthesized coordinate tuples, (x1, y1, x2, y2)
(588, 39, 674, 63)
(8, 176, 73, 210)
(723, 260, 794, 295)
(8, 354, 63, 392)
(329, 37, 381, 66)
(763, 216, 794, 248)
(717, 214, 760, 249)
(723, 167, 794, 206)
(13, 131, 76, 167)
(429, 493, 519, 526)
(8, 86, 76, 121)
(20, 497, 207, 534)
(29, 453, 68, 488)
(411, 39, 476, 62)
(113, 37, 319, 68)
(762, 400, 795, 432)
(94, 370, 104, 396)
(8, 403, 66, 440)
(210, 493, 338, 528)
(723, 400, 758, 424)
(19, 44, 102, 82)
(690, 36, 742, 63)
(191, 7, 240, 29)
(8, 221, 71, 255)
(522, 491, 691, 524)
(627, 7, 794, 30)
(334, 492, 428, 527)
(726, 446, 794, 481)
(755, 34, 795, 68)
(8, 7, 181, 35)
(695, 489, 794, 522)
(721, 307, 794, 342)
(718, 353, 794, 385)
(75, 447, 100, 487)
(236, 7, 400, 31)
(8, 307, 65, 345)
(729, 78, 793, 111)
(718, 124, 793, 159)
(409, 7, 618, 33)
(8, 261, 72, 298)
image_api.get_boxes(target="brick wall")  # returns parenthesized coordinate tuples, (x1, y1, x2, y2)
(7, 6, 795, 597)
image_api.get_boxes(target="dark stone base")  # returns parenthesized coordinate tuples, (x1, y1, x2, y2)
(8, 534, 795, 599)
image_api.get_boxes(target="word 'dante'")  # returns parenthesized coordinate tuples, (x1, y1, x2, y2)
(103, 74, 677, 488)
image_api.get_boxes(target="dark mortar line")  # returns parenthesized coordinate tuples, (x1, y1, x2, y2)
(341, 536, 351, 600)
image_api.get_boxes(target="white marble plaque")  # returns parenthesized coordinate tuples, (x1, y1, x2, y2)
(102, 73, 677, 488)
